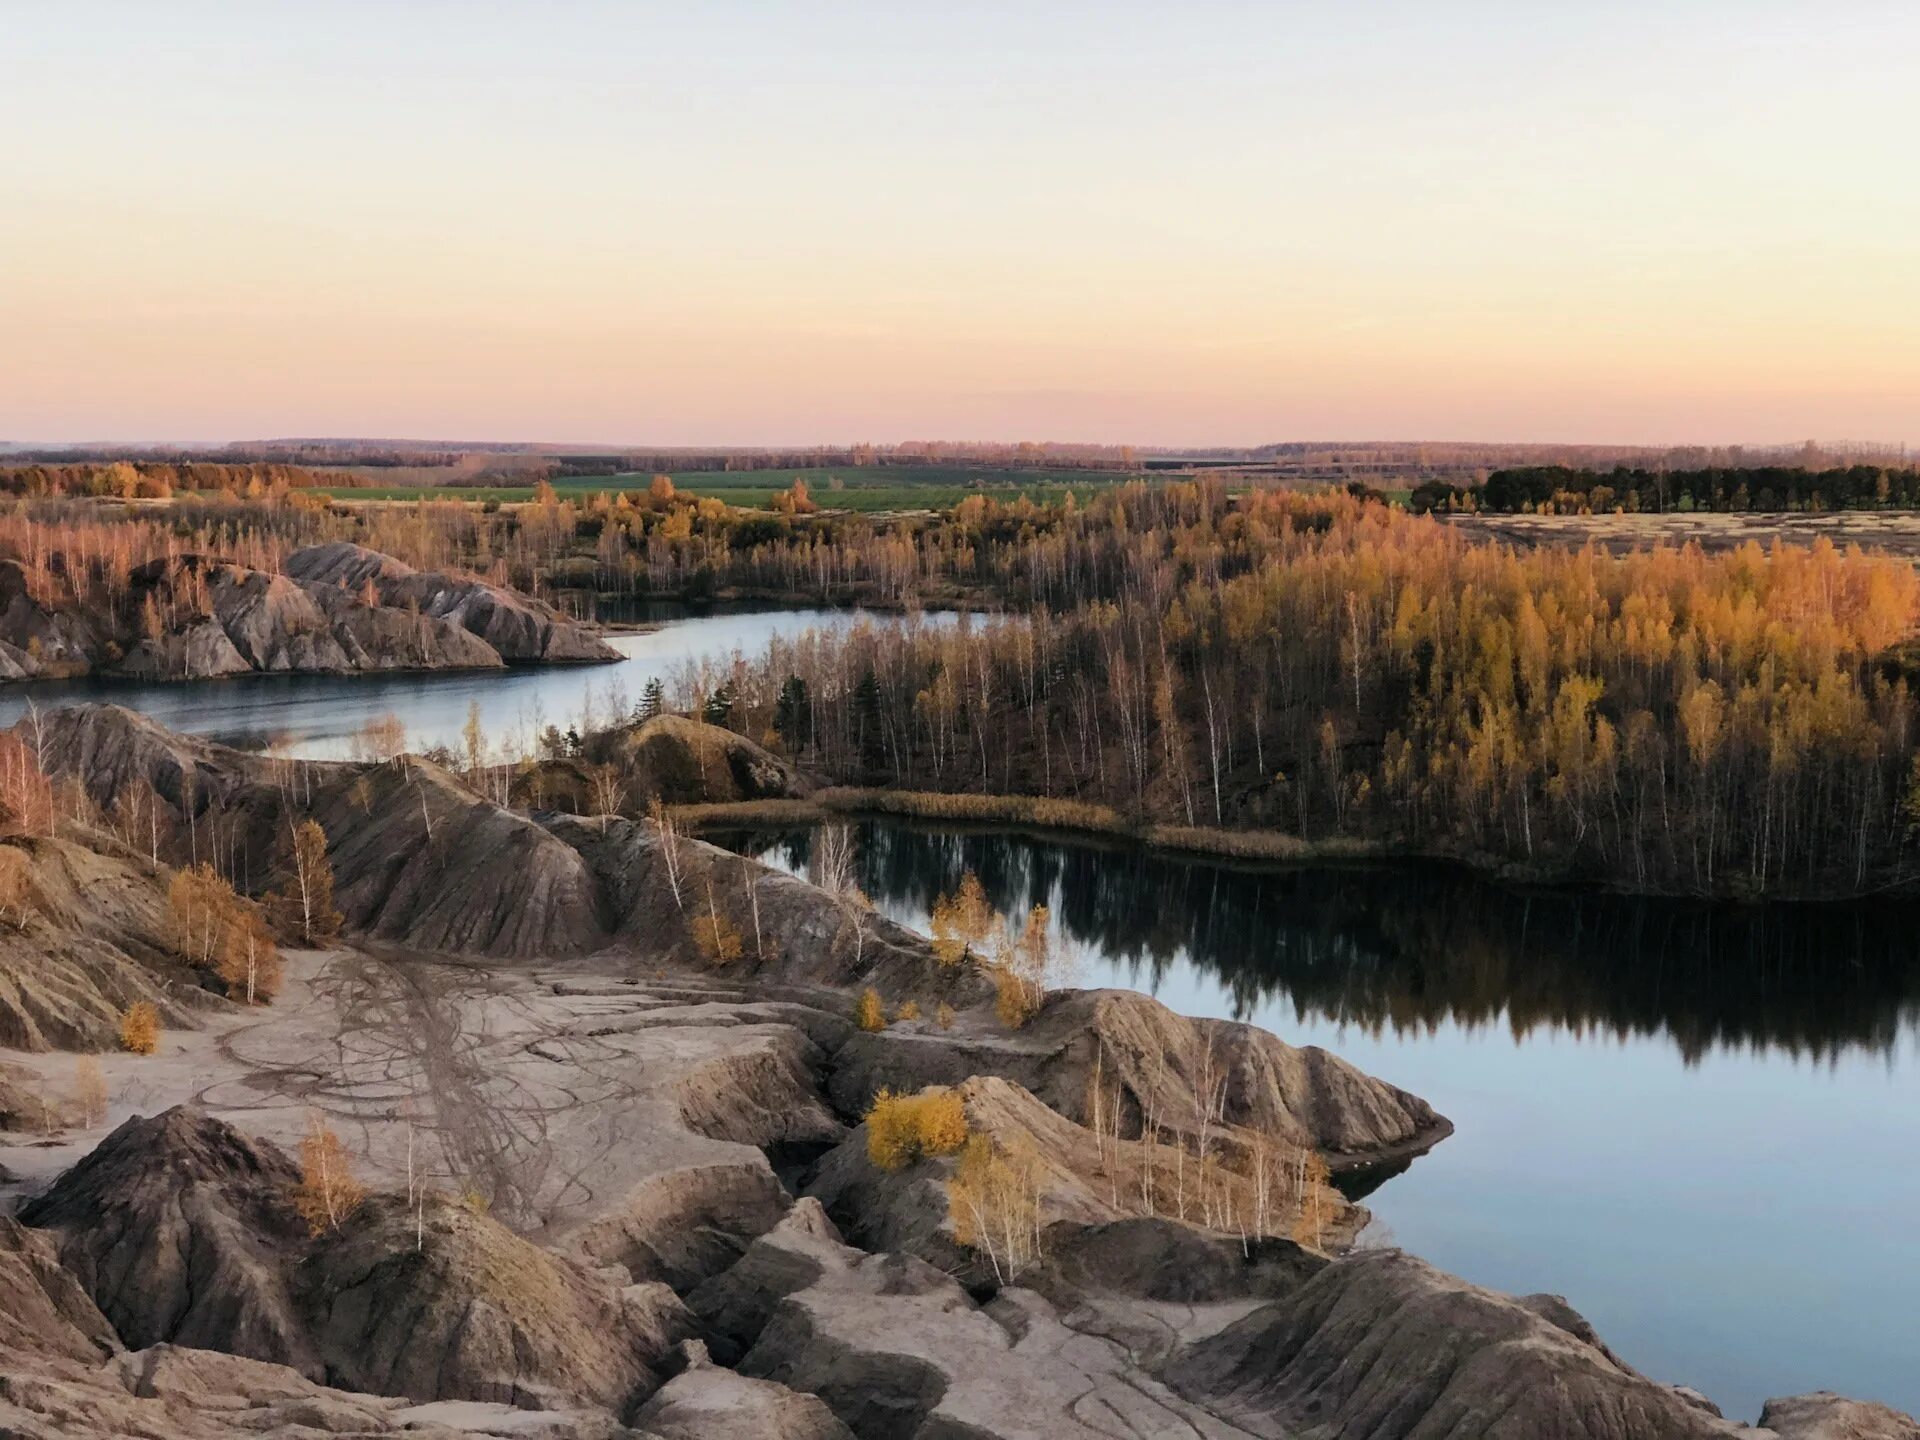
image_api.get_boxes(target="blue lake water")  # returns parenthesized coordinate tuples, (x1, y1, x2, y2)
(0, 604, 952, 761)
(733, 820, 1920, 1424)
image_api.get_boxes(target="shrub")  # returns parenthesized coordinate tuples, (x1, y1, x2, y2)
(930, 871, 997, 967)
(865, 1087, 970, 1171)
(936, 1002, 955, 1030)
(895, 1000, 921, 1023)
(854, 987, 885, 1032)
(947, 1135, 1042, 1283)
(295, 1114, 365, 1235)
(118, 1002, 159, 1055)
(693, 902, 744, 966)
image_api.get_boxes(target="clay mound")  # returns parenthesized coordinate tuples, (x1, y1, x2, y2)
(829, 987, 1449, 1173)
(0, 1215, 119, 1363)
(673, 1027, 849, 1151)
(731, 1211, 1234, 1440)
(0, 1060, 46, 1130)
(1025, 1215, 1325, 1308)
(568, 1159, 796, 1294)
(297, 1192, 694, 1412)
(304, 577, 504, 672)
(0, 1340, 628, 1439)
(282, 541, 419, 589)
(806, 1075, 1365, 1282)
(635, 1343, 855, 1440)
(18, 1106, 314, 1372)
(286, 542, 619, 664)
(549, 813, 970, 995)
(311, 756, 607, 956)
(608, 715, 807, 807)
(518, 715, 807, 815)
(23, 707, 605, 958)
(1162, 1247, 1740, 1440)
(1760, 1392, 1920, 1440)
(0, 835, 215, 1052)
(18, 703, 267, 820)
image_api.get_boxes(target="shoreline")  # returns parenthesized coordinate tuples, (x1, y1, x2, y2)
(672, 786, 1920, 906)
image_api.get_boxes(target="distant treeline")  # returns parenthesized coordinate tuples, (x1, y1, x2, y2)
(551, 444, 1137, 479)
(0, 461, 369, 499)
(1412, 464, 1920, 515)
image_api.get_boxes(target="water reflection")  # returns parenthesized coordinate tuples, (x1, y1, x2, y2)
(729, 821, 1920, 1065)
(0, 605, 952, 762)
(728, 818, 1920, 1420)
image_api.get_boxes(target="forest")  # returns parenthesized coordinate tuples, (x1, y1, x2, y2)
(0, 460, 367, 500)
(5, 479, 1920, 898)
(1417, 463, 1920, 515)
(660, 487, 1920, 898)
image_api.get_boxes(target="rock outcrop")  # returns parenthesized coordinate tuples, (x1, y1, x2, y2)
(284, 542, 619, 664)
(634, 1342, 855, 1440)
(1161, 1247, 1744, 1440)
(1759, 1393, 1920, 1440)
(0, 833, 213, 1052)
(0, 543, 614, 685)
(827, 988, 1450, 1173)
(312, 755, 608, 956)
(18, 1106, 314, 1369)
(0, 1216, 119, 1363)
(806, 1075, 1366, 1283)
(298, 1194, 694, 1412)
(519, 714, 809, 816)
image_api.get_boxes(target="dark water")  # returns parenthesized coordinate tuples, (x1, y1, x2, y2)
(0, 604, 952, 760)
(729, 820, 1920, 1423)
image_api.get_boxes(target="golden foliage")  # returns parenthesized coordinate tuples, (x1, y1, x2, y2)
(266, 819, 341, 946)
(1290, 1150, 1335, 1250)
(692, 892, 744, 966)
(865, 1087, 970, 1171)
(295, 1114, 365, 1235)
(930, 871, 996, 967)
(853, 986, 886, 1032)
(170, 863, 283, 1004)
(118, 1002, 159, 1056)
(992, 906, 1053, 1029)
(947, 1135, 1042, 1282)
(71, 1055, 107, 1127)
(0, 733, 55, 838)
(895, 1000, 921, 1023)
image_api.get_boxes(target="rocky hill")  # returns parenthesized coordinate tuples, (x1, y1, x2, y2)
(0, 542, 616, 683)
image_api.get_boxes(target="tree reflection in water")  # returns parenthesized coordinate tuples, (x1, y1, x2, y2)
(724, 820, 1920, 1065)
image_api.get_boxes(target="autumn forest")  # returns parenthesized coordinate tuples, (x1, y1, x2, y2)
(4, 473, 1920, 899)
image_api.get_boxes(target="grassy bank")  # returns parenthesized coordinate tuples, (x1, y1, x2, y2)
(671, 787, 1388, 866)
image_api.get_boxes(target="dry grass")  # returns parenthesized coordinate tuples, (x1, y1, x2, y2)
(866, 1087, 970, 1171)
(674, 787, 1388, 867)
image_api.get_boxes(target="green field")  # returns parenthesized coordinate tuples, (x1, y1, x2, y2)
(311, 466, 1135, 512)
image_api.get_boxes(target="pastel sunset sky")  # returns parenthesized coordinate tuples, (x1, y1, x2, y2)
(5, 1, 1917, 447)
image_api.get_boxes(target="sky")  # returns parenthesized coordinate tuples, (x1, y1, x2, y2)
(4, 1, 1918, 449)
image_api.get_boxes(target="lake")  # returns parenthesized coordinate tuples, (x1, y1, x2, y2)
(2, 602, 1911, 1422)
(728, 819, 1920, 1424)
(0, 604, 954, 761)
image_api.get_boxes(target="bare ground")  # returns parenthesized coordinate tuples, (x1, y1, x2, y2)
(0, 946, 842, 1251)
(1446, 510, 1920, 559)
